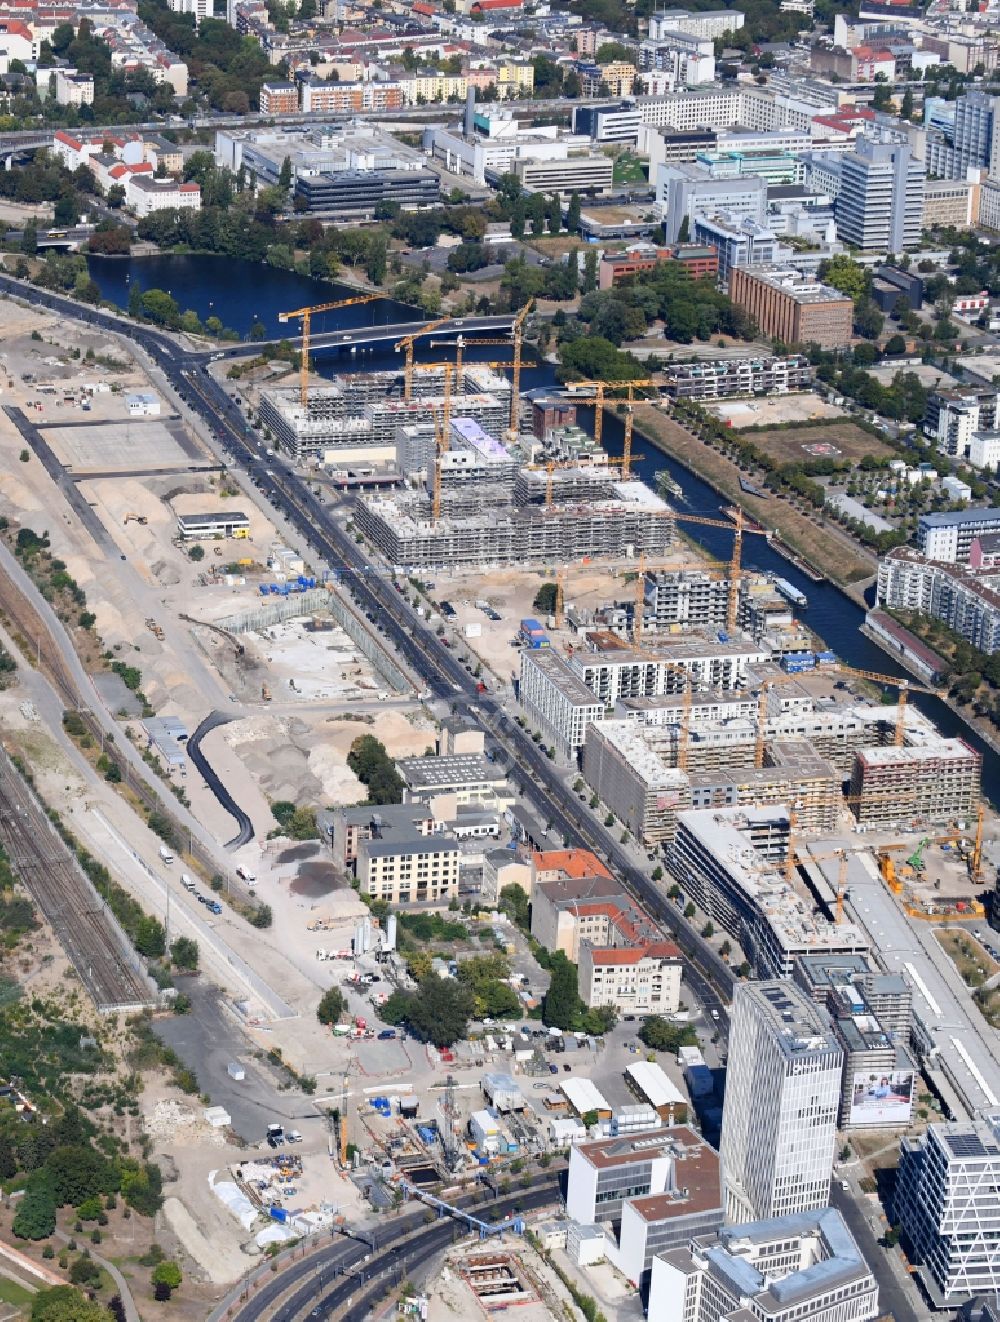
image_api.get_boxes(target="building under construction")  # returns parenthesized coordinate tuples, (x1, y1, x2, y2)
(849, 739, 981, 827)
(353, 489, 675, 569)
(258, 365, 511, 461)
(582, 720, 841, 844)
(668, 805, 870, 979)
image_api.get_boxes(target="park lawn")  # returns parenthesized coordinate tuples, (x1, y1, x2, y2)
(0, 1276, 35, 1308)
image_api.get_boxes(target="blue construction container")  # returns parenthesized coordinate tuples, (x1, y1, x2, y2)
(258, 585, 269, 596)
(269, 1206, 288, 1223)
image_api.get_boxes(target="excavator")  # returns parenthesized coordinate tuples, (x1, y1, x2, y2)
(906, 837, 930, 872)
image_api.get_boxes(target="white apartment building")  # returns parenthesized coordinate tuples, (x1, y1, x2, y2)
(896, 1117, 1000, 1306)
(579, 942, 682, 1013)
(647, 8, 745, 39)
(519, 649, 606, 761)
(917, 508, 1000, 563)
(649, 1208, 879, 1322)
(38, 67, 94, 106)
(356, 837, 460, 905)
(127, 176, 202, 218)
(167, 0, 212, 21)
(878, 547, 1000, 655)
(720, 981, 843, 1224)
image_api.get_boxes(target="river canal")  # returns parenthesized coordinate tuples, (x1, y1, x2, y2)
(90, 254, 1000, 804)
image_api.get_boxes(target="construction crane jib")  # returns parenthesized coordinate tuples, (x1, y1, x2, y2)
(279, 295, 382, 409)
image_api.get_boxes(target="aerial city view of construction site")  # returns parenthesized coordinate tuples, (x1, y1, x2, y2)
(8, 44, 1000, 1322)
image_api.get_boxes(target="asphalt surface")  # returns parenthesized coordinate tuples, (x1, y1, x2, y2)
(187, 710, 255, 848)
(830, 1183, 920, 1322)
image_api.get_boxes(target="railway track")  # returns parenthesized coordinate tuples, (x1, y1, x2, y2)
(0, 558, 79, 706)
(0, 751, 154, 1012)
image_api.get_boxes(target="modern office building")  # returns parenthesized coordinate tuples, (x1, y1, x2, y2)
(720, 981, 843, 1223)
(729, 265, 853, 348)
(896, 1116, 1000, 1306)
(656, 162, 767, 243)
(835, 138, 925, 252)
(566, 1128, 724, 1290)
(648, 1208, 879, 1322)
(692, 213, 782, 287)
(917, 507, 1000, 563)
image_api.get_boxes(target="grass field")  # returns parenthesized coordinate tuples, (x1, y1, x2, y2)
(0, 1276, 34, 1308)
(745, 422, 896, 469)
(937, 928, 1000, 1028)
(612, 152, 647, 185)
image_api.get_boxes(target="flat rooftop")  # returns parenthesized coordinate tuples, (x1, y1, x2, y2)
(800, 843, 1000, 1120)
(396, 754, 505, 789)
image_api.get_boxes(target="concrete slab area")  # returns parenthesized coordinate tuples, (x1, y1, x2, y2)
(44, 418, 196, 470)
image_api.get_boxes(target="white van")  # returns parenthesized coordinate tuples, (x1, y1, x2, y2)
(181, 874, 197, 892)
(158, 844, 174, 865)
(236, 866, 257, 885)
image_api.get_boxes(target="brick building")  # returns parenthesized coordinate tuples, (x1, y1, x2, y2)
(729, 264, 853, 348)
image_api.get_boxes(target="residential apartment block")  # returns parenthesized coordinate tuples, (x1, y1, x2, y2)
(356, 836, 460, 905)
(579, 941, 683, 1015)
(721, 981, 843, 1223)
(729, 265, 853, 349)
(849, 739, 981, 828)
(878, 546, 1000, 655)
(661, 354, 813, 401)
(917, 507, 1000, 563)
(668, 807, 869, 980)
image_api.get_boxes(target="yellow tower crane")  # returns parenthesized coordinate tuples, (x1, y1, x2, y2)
(439, 299, 535, 435)
(669, 507, 771, 635)
(394, 317, 453, 401)
(279, 295, 383, 409)
(822, 664, 938, 747)
(565, 378, 653, 449)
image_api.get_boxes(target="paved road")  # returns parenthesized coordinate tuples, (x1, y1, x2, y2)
(831, 1183, 924, 1322)
(224, 313, 516, 358)
(187, 710, 255, 849)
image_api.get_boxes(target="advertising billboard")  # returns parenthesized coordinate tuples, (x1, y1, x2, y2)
(848, 1071, 914, 1127)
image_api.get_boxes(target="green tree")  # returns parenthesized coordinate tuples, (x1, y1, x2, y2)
(566, 191, 582, 233)
(498, 882, 530, 930)
(676, 215, 690, 243)
(170, 936, 199, 971)
(278, 155, 292, 192)
(188, 544, 205, 562)
(347, 735, 404, 804)
(542, 952, 581, 1030)
(13, 1185, 56, 1240)
(639, 1015, 697, 1051)
(582, 248, 598, 293)
(533, 582, 558, 613)
(317, 986, 346, 1025)
(901, 86, 914, 120)
(31, 1286, 112, 1322)
(135, 916, 165, 958)
(819, 254, 867, 302)
(381, 974, 473, 1047)
(151, 1261, 182, 1297)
